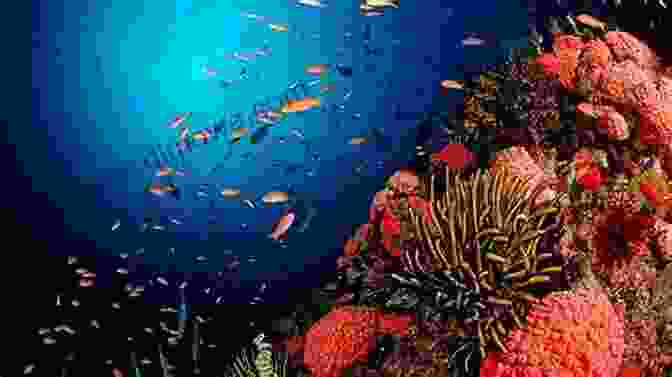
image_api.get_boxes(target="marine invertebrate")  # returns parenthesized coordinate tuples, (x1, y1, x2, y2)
(224, 343, 288, 377)
(591, 207, 657, 288)
(303, 306, 411, 377)
(604, 31, 660, 70)
(489, 146, 557, 206)
(384, 168, 573, 357)
(481, 288, 624, 377)
(638, 100, 672, 146)
(622, 318, 666, 377)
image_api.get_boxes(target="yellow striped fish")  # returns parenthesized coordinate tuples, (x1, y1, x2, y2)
(253, 333, 278, 377)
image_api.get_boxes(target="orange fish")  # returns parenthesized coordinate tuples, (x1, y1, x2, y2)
(145, 183, 180, 199)
(168, 112, 192, 129)
(306, 64, 329, 75)
(191, 129, 211, 143)
(280, 97, 321, 113)
(431, 143, 475, 170)
(157, 166, 186, 177)
(269, 210, 296, 240)
(575, 14, 606, 30)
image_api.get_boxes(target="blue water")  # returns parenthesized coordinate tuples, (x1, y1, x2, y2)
(28, 0, 536, 309)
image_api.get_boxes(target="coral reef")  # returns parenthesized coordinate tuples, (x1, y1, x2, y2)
(266, 10, 672, 377)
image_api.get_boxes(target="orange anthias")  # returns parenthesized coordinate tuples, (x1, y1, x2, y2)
(431, 143, 475, 170)
(281, 97, 321, 113)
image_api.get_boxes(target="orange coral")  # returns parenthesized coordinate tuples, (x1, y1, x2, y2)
(482, 288, 624, 377)
(581, 39, 612, 70)
(303, 306, 411, 377)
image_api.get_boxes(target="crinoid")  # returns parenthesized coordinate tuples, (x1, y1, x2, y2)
(396, 169, 575, 357)
(224, 341, 288, 377)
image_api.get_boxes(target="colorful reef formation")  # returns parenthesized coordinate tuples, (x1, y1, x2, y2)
(224, 11, 672, 377)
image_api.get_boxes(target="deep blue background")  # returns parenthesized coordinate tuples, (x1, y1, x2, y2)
(27, 0, 534, 308)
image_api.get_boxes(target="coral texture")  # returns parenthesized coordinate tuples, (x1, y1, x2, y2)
(303, 306, 411, 377)
(481, 288, 624, 377)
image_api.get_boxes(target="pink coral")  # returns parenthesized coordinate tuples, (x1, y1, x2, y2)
(597, 108, 630, 141)
(653, 218, 672, 260)
(303, 306, 411, 377)
(481, 288, 624, 377)
(490, 146, 556, 206)
(638, 100, 672, 146)
(600, 61, 658, 107)
(604, 31, 660, 69)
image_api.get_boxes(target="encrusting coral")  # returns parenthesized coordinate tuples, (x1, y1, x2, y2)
(480, 287, 624, 377)
(302, 306, 411, 377)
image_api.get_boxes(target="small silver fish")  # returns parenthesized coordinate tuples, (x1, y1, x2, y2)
(243, 199, 256, 208)
(157, 277, 169, 286)
(117, 268, 129, 275)
(43, 337, 57, 344)
(67, 256, 78, 265)
(119, 252, 128, 259)
(111, 219, 121, 231)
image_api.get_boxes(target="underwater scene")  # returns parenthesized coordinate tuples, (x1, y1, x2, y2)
(26, 0, 672, 376)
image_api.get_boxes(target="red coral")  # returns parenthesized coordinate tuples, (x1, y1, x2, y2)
(592, 208, 657, 288)
(622, 319, 665, 377)
(431, 143, 475, 170)
(303, 306, 411, 377)
(535, 53, 562, 76)
(577, 165, 604, 192)
(483, 288, 624, 377)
